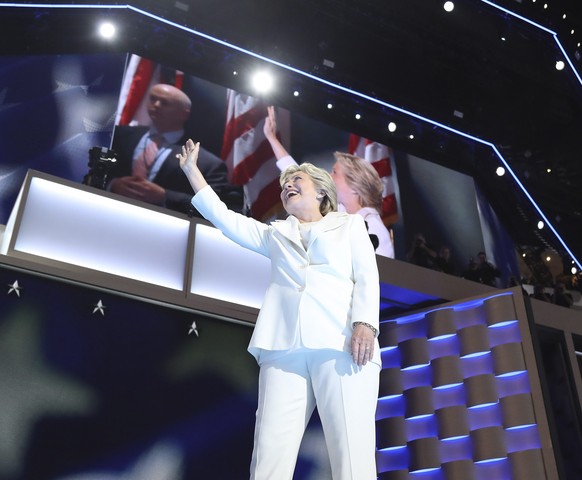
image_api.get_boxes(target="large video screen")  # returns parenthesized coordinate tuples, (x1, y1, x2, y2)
(0, 52, 511, 276)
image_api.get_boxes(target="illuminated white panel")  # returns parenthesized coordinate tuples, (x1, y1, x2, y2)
(191, 224, 270, 308)
(12, 177, 190, 290)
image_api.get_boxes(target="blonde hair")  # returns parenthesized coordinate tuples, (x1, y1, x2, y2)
(334, 152, 383, 213)
(280, 162, 338, 215)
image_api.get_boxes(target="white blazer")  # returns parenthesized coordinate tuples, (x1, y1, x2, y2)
(192, 186, 381, 364)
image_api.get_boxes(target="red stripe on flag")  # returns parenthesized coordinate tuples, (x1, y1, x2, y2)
(118, 58, 155, 126)
(174, 72, 184, 90)
(383, 195, 398, 217)
(348, 134, 362, 156)
(372, 160, 392, 178)
(230, 138, 276, 185)
(221, 103, 268, 162)
(250, 177, 282, 219)
(221, 89, 287, 220)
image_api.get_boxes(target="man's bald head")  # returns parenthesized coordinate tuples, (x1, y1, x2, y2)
(147, 83, 192, 133)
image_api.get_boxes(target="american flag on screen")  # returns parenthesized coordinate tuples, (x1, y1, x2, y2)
(115, 54, 184, 126)
(348, 135, 399, 225)
(221, 90, 288, 220)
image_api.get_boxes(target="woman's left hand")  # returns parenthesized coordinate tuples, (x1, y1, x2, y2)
(351, 325, 375, 366)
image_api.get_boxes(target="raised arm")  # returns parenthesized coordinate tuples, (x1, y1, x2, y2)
(263, 105, 290, 160)
(178, 139, 207, 193)
(264, 106, 298, 172)
(178, 138, 271, 257)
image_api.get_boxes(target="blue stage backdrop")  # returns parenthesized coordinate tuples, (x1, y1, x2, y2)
(1, 263, 337, 479)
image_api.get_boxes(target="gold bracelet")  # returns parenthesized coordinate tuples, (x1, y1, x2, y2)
(352, 321, 378, 337)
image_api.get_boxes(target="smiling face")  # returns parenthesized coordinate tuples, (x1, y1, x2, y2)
(280, 171, 323, 222)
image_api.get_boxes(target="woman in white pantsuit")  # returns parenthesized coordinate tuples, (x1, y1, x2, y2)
(179, 139, 381, 480)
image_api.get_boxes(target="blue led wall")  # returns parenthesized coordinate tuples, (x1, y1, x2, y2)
(376, 292, 547, 480)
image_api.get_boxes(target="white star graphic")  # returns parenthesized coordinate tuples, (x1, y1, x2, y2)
(7, 280, 22, 297)
(92, 300, 106, 315)
(164, 322, 258, 392)
(82, 115, 115, 133)
(54, 74, 103, 96)
(0, 311, 96, 478)
(188, 321, 199, 337)
(54, 80, 90, 95)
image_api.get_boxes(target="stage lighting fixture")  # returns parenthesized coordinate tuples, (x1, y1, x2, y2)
(251, 70, 274, 94)
(293, 90, 300, 96)
(98, 21, 116, 39)
(556, 60, 565, 70)
(571, 267, 577, 274)
(444, 2, 455, 13)
(355, 113, 361, 120)
(388, 122, 397, 132)
(496, 166, 505, 176)
(537, 221, 544, 229)
(327, 103, 333, 109)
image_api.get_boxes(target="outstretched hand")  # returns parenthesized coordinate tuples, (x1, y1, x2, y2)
(263, 105, 277, 141)
(262, 105, 289, 160)
(177, 139, 207, 193)
(178, 139, 200, 174)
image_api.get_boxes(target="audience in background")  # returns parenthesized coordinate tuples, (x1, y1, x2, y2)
(475, 251, 501, 287)
(507, 276, 529, 296)
(552, 282, 574, 308)
(434, 245, 456, 275)
(407, 233, 437, 269)
(461, 257, 481, 283)
(531, 284, 552, 302)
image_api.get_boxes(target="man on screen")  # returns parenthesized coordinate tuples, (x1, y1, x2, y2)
(109, 83, 230, 215)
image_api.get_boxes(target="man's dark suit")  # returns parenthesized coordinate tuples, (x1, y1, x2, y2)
(110, 125, 232, 215)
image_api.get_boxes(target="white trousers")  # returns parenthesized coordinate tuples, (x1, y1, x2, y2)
(250, 349, 380, 480)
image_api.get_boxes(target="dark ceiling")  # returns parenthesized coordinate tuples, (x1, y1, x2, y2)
(1, 0, 581, 273)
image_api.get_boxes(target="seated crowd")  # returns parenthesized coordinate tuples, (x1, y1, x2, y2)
(405, 232, 578, 309)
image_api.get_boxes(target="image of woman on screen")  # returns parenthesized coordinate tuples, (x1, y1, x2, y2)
(178, 139, 381, 479)
(264, 106, 395, 259)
